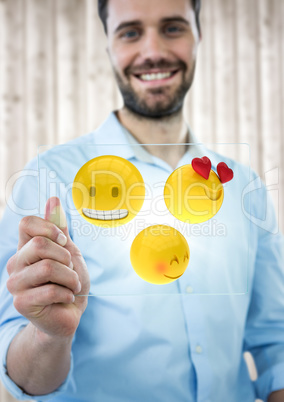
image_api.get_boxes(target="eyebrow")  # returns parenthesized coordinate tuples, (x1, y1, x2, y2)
(114, 16, 189, 34)
(114, 20, 142, 34)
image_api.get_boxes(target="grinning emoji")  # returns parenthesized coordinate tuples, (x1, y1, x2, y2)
(72, 155, 145, 227)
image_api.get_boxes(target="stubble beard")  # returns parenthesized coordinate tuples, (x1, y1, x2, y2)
(113, 62, 196, 120)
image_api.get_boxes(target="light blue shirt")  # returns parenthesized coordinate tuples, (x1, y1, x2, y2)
(0, 112, 284, 402)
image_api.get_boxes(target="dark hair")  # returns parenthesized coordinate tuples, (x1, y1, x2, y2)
(98, 0, 201, 36)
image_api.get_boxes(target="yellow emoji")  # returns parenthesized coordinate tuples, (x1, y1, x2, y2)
(130, 225, 190, 285)
(164, 158, 224, 224)
(72, 155, 145, 227)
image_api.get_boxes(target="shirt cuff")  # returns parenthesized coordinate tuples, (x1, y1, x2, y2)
(254, 362, 284, 402)
(0, 320, 74, 401)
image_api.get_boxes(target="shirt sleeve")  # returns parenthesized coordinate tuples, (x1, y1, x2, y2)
(0, 159, 75, 400)
(243, 176, 284, 402)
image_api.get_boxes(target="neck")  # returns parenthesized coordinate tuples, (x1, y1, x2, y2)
(116, 107, 189, 168)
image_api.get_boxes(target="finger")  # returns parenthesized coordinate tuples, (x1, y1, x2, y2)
(45, 197, 76, 252)
(15, 236, 73, 272)
(45, 197, 90, 298)
(13, 284, 75, 316)
(45, 197, 69, 236)
(7, 259, 81, 295)
(18, 216, 67, 251)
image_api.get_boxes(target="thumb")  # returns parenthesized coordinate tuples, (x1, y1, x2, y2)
(45, 197, 70, 238)
(45, 198, 90, 301)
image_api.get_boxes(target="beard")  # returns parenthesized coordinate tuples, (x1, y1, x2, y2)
(113, 60, 196, 119)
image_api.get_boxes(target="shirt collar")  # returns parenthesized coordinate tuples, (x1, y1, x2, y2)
(91, 112, 135, 160)
(93, 111, 219, 171)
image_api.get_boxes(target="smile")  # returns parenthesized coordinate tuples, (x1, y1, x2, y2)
(82, 208, 129, 221)
(204, 186, 223, 201)
(164, 273, 183, 280)
(135, 70, 179, 82)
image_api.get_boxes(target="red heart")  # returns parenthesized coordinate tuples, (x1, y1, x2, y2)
(192, 156, 212, 180)
(217, 162, 234, 183)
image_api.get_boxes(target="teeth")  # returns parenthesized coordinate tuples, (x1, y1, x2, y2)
(82, 208, 129, 221)
(139, 72, 173, 81)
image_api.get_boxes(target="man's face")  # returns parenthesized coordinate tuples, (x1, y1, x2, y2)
(106, 0, 200, 118)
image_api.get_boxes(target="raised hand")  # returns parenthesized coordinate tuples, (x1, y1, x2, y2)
(7, 197, 90, 338)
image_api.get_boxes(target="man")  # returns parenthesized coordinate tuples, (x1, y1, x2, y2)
(0, 0, 283, 401)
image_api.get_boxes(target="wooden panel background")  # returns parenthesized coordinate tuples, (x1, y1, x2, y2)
(0, 0, 283, 401)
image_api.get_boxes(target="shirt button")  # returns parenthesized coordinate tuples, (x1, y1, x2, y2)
(195, 345, 203, 354)
(186, 286, 193, 294)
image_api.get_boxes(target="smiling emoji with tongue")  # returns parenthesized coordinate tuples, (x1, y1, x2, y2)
(164, 156, 234, 224)
(72, 155, 145, 227)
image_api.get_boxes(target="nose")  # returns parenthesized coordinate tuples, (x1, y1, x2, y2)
(140, 29, 168, 63)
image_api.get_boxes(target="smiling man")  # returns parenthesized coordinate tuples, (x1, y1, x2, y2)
(106, 0, 199, 119)
(104, 0, 201, 169)
(0, 0, 284, 401)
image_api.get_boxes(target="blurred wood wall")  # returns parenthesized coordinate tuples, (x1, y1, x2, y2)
(0, 0, 283, 401)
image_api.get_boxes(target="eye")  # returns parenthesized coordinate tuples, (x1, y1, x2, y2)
(89, 186, 96, 197)
(164, 24, 185, 35)
(170, 255, 179, 265)
(184, 251, 189, 262)
(120, 29, 140, 40)
(167, 26, 179, 33)
(112, 187, 119, 197)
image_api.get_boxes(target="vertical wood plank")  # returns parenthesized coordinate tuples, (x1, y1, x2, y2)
(55, 0, 87, 144)
(0, 0, 5, 216)
(212, 0, 239, 159)
(77, 0, 88, 136)
(235, 0, 260, 170)
(278, 0, 284, 233)
(258, 0, 282, 171)
(85, 0, 121, 132)
(185, 0, 216, 144)
(280, 0, 284, 233)
(25, 0, 57, 159)
(0, 0, 26, 219)
(257, 0, 283, 230)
